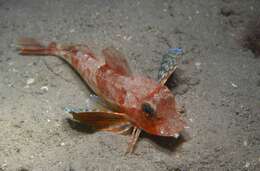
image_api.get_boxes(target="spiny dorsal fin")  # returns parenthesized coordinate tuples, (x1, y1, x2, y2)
(102, 47, 132, 76)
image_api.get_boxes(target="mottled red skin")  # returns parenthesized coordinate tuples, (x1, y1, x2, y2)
(20, 41, 186, 137)
(58, 45, 186, 137)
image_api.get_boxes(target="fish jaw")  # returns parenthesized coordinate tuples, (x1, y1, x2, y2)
(125, 109, 186, 137)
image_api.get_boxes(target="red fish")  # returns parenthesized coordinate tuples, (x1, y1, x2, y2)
(17, 38, 186, 153)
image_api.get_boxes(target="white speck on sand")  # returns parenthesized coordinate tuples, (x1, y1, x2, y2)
(40, 86, 49, 91)
(231, 82, 238, 88)
(243, 140, 248, 146)
(244, 161, 250, 168)
(26, 78, 35, 85)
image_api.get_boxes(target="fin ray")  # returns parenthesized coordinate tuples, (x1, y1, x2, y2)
(17, 37, 56, 55)
(102, 47, 132, 76)
(70, 111, 131, 132)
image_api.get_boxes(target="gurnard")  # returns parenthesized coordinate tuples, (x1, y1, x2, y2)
(17, 38, 186, 153)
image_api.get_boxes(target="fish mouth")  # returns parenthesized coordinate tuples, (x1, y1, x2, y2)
(134, 114, 186, 138)
(154, 117, 186, 137)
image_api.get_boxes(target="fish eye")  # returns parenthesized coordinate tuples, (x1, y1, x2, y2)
(141, 102, 156, 118)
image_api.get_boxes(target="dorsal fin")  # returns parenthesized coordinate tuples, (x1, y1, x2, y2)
(102, 47, 132, 76)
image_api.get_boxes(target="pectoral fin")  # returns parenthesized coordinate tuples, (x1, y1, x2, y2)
(158, 48, 182, 85)
(102, 47, 132, 76)
(159, 66, 177, 85)
(70, 111, 131, 133)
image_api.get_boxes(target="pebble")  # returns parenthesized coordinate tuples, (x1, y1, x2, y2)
(126, 36, 132, 41)
(195, 62, 201, 70)
(244, 161, 250, 168)
(8, 83, 14, 87)
(12, 68, 18, 72)
(40, 86, 48, 92)
(1, 163, 7, 169)
(26, 78, 35, 85)
(123, 35, 132, 41)
(231, 82, 238, 88)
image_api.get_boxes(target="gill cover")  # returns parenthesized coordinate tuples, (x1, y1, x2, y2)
(133, 85, 186, 137)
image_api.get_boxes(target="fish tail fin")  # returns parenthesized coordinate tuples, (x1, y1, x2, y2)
(17, 37, 57, 56)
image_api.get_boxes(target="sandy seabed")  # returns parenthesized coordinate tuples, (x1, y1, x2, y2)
(0, 0, 259, 170)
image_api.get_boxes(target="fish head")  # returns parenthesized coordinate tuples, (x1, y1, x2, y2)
(129, 85, 186, 137)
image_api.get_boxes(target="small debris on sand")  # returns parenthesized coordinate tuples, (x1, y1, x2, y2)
(1, 162, 7, 170)
(195, 62, 201, 70)
(244, 161, 250, 168)
(26, 78, 35, 85)
(40, 86, 49, 92)
(231, 82, 238, 88)
(243, 140, 248, 146)
(70, 28, 75, 33)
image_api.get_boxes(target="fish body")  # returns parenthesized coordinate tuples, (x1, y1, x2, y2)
(18, 38, 186, 152)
